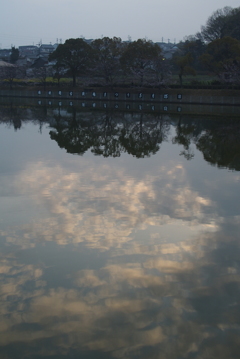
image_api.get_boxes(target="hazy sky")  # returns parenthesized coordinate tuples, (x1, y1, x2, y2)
(1, 0, 240, 48)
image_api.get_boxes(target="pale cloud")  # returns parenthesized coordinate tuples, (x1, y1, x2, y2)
(144, 258, 195, 273)
(1, 120, 239, 357)
(1, 223, 240, 358)
(0, 158, 216, 251)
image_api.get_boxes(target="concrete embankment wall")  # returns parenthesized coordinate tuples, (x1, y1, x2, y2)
(1, 89, 240, 115)
(1, 88, 240, 104)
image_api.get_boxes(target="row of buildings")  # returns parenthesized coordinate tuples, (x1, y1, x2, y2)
(0, 44, 58, 69)
(0, 41, 178, 68)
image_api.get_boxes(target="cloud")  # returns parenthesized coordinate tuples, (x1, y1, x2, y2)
(0, 207, 240, 358)
(0, 158, 216, 252)
(1, 126, 240, 357)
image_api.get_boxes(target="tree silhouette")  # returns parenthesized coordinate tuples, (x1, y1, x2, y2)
(119, 114, 170, 158)
(49, 109, 93, 155)
(90, 37, 123, 86)
(196, 120, 240, 171)
(49, 111, 170, 159)
(172, 117, 197, 160)
(49, 38, 92, 87)
(120, 39, 162, 86)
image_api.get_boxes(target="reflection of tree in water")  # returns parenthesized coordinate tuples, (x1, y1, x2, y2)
(50, 108, 94, 155)
(196, 119, 240, 171)
(171, 116, 240, 171)
(172, 116, 197, 160)
(49, 109, 124, 156)
(90, 112, 124, 157)
(2, 103, 240, 170)
(119, 113, 170, 158)
(49, 111, 170, 158)
(0, 104, 51, 132)
(0, 103, 22, 131)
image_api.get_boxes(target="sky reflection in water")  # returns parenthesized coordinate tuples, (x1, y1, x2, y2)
(0, 106, 240, 359)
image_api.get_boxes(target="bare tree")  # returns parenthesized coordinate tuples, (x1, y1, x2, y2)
(31, 66, 52, 90)
(90, 37, 123, 86)
(0, 61, 20, 89)
(219, 60, 240, 85)
(150, 56, 172, 88)
(120, 39, 162, 86)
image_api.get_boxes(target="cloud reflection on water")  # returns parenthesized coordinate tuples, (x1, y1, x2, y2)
(0, 221, 240, 358)
(0, 119, 240, 358)
(1, 158, 216, 250)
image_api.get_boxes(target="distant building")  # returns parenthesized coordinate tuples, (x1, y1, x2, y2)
(30, 57, 48, 69)
(0, 60, 16, 78)
(156, 42, 180, 59)
(0, 49, 11, 62)
(17, 44, 58, 70)
(0, 60, 16, 67)
(19, 46, 39, 59)
(83, 39, 94, 45)
(39, 44, 55, 58)
(16, 57, 32, 67)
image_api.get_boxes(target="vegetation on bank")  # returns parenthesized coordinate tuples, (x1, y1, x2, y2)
(1, 6, 240, 90)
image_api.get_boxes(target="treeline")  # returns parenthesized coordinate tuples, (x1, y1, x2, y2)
(172, 6, 240, 86)
(1, 6, 240, 88)
(47, 6, 240, 88)
(49, 111, 240, 168)
(48, 37, 170, 88)
(1, 103, 240, 169)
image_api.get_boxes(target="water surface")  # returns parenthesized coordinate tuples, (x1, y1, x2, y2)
(0, 104, 240, 359)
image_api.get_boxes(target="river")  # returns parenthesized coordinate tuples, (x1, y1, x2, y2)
(0, 103, 240, 359)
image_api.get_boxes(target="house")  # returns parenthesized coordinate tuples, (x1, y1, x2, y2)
(0, 49, 11, 62)
(39, 44, 55, 59)
(19, 46, 39, 59)
(16, 57, 33, 67)
(30, 57, 48, 69)
(0, 61, 17, 79)
(156, 42, 180, 59)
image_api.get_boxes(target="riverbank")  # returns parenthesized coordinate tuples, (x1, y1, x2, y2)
(1, 88, 240, 116)
(1, 87, 240, 106)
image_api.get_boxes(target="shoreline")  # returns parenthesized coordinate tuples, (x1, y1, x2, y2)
(1, 88, 240, 107)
